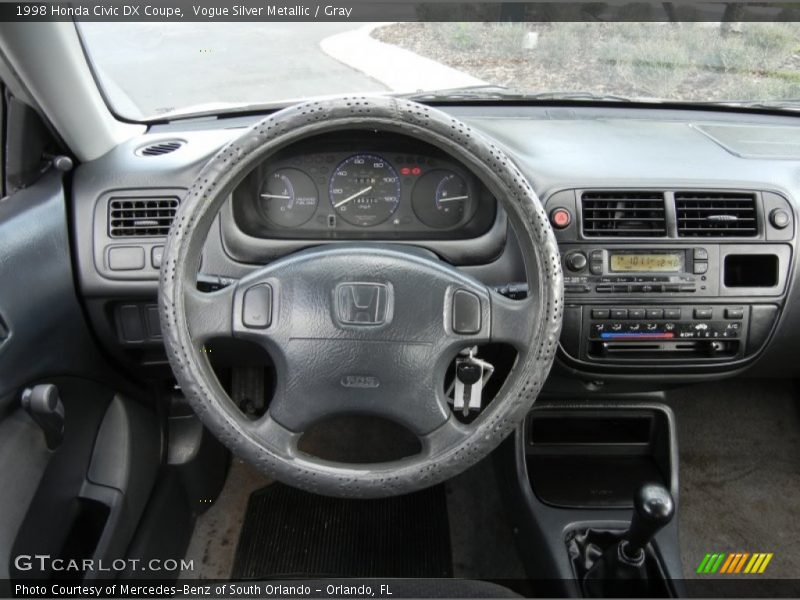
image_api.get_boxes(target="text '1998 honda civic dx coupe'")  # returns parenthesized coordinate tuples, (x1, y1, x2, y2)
(0, 5, 798, 599)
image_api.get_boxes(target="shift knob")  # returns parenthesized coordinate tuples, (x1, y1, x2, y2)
(622, 483, 674, 561)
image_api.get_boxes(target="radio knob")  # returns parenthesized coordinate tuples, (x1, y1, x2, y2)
(565, 251, 588, 272)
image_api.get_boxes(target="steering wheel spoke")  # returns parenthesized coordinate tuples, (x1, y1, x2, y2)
(244, 411, 300, 454)
(183, 283, 235, 344)
(489, 290, 538, 350)
(420, 415, 472, 458)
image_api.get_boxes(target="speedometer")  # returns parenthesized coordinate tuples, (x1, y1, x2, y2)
(329, 154, 401, 227)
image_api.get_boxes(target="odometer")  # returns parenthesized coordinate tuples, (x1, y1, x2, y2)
(329, 154, 401, 227)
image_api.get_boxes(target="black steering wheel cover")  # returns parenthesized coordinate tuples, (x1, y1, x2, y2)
(159, 96, 563, 497)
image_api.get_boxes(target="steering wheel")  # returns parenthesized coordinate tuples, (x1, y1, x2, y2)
(159, 96, 563, 498)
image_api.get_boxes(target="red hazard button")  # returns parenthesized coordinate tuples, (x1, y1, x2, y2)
(550, 207, 572, 229)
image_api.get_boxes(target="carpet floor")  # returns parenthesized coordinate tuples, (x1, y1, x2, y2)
(665, 378, 800, 581)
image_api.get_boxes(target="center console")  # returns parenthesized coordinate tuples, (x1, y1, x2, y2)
(545, 189, 795, 375)
(497, 401, 685, 597)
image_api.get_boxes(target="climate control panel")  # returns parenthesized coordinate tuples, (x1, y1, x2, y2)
(589, 306, 743, 342)
(558, 303, 766, 364)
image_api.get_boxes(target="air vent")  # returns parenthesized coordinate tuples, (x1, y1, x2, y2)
(581, 191, 667, 237)
(137, 140, 184, 157)
(109, 197, 179, 237)
(675, 192, 758, 237)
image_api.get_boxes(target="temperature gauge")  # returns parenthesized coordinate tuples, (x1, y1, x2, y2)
(411, 169, 470, 229)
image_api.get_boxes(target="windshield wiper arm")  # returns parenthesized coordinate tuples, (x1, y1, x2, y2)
(712, 99, 800, 111)
(398, 85, 521, 101)
(519, 90, 641, 102)
(400, 88, 647, 103)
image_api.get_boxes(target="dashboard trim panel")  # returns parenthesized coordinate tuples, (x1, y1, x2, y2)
(219, 199, 509, 266)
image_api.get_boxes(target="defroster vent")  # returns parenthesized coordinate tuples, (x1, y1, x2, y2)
(675, 192, 758, 237)
(581, 191, 666, 237)
(109, 197, 179, 237)
(137, 140, 184, 156)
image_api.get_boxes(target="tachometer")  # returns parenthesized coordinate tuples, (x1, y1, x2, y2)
(258, 168, 318, 228)
(329, 154, 401, 227)
(411, 170, 469, 229)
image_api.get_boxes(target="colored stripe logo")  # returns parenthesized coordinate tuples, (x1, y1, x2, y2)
(696, 552, 773, 574)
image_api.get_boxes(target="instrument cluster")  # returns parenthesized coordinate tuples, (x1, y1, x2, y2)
(231, 137, 497, 240)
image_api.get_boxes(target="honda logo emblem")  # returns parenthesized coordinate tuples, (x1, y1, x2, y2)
(335, 282, 391, 326)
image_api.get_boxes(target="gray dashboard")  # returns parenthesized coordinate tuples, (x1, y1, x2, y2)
(70, 104, 800, 381)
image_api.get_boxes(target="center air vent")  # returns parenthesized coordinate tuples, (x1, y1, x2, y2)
(581, 191, 666, 237)
(675, 192, 758, 237)
(109, 197, 179, 237)
(137, 140, 184, 157)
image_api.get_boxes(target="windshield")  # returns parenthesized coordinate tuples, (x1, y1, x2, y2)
(78, 21, 800, 121)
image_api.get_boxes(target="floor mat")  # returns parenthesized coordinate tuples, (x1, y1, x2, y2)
(231, 483, 453, 579)
(445, 457, 527, 580)
(181, 459, 272, 579)
(665, 378, 800, 581)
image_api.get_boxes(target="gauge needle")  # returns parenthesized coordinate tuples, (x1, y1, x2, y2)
(260, 193, 291, 200)
(334, 186, 373, 208)
(437, 195, 469, 203)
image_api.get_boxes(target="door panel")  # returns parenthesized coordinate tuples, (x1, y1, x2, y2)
(0, 170, 109, 407)
(0, 409, 49, 578)
(0, 163, 154, 580)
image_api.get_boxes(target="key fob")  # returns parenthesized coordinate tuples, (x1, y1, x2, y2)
(456, 362, 482, 385)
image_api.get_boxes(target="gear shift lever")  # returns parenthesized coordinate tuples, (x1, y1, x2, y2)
(581, 483, 675, 597)
(620, 483, 675, 564)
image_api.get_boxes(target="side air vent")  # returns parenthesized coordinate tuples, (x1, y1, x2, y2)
(675, 192, 758, 237)
(137, 140, 184, 157)
(109, 197, 179, 237)
(581, 191, 667, 237)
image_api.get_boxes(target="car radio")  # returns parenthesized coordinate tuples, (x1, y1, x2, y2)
(561, 245, 714, 296)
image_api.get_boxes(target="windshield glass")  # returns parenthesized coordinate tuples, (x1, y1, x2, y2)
(78, 21, 800, 121)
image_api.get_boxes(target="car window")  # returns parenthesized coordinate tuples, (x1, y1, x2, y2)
(78, 21, 800, 121)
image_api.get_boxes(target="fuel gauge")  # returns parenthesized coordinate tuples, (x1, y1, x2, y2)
(411, 170, 469, 229)
(258, 168, 318, 228)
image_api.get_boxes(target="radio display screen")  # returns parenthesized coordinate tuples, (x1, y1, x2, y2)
(609, 252, 683, 272)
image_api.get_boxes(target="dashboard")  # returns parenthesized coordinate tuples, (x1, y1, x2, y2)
(70, 104, 800, 385)
(231, 132, 496, 241)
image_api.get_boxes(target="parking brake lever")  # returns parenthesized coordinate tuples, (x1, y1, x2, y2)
(21, 384, 65, 450)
